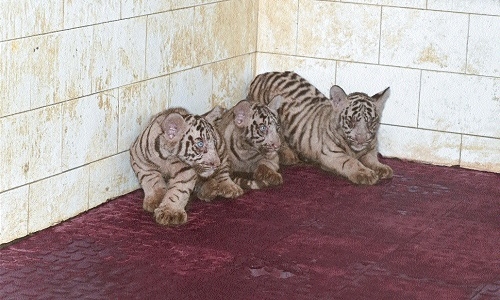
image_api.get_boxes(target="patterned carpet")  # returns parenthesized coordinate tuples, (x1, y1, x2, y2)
(1, 158, 499, 299)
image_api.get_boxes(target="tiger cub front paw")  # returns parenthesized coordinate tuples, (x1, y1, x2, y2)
(154, 206, 187, 226)
(143, 189, 166, 212)
(374, 164, 393, 180)
(218, 180, 244, 199)
(349, 168, 379, 185)
(254, 164, 283, 186)
(279, 147, 300, 165)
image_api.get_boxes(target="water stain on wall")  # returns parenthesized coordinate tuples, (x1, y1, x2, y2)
(416, 44, 448, 69)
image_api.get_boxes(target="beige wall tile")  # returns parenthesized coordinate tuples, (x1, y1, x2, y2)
(169, 67, 213, 115)
(62, 91, 119, 170)
(90, 18, 146, 93)
(380, 7, 468, 72)
(379, 125, 461, 166)
(0, 0, 63, 40)
(89, 152, 139, 209)
(28, 105, 62, 182)
(0, 113, 29, 191)
(194, 0, 257, 65)
(146, 8, 194, 77)
(255, 53, 337, 96)
(420, 71, 500, 138)
(297, 1, 380, 63)
(428, 0, 500, 15)
(122, 0, 197, 17)
(467, 15, 500, 77)
(210, 55, 254, 108)
(28, 167, 89, 233)
(64, 0, 121, 29)
(336, 62, 421, 127)
(257, 0, 298, 54)
(0, 186, 29, 244)
(118, 75, 170, 152)
(461, 135, 500, 173)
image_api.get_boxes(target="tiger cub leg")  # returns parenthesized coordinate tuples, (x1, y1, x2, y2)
(138, 171, 168, 213)
(320, 153, 379, 185)
(254, 157, 282, 187)
(278, 141, 300, 165)
(359, 150, 393, 180)
(154, 169, 197, 226)
(197, 162, 244, 202)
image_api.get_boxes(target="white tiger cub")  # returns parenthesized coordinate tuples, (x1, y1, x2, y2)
(130, 107, 243, 226)
(210, 98, 283, 190)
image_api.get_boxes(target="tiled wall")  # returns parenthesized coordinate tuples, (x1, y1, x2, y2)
(256, 0, 500, 172)
(0, 0, 257, 244)
(1, 0, 499, 245)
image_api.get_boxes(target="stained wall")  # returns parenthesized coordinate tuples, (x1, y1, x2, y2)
(256, 0, 500, 173)
(0, 0, 257, 244)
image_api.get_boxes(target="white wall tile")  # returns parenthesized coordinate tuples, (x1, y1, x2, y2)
(336, 62, 421, 127)
(122, 0, 196, 18)
(28, 105, 62, 182)
(461, 135, 500, 173)
(90, 18, 146, 93)
(62, 91, 119, 170)
(0, 0, 63, 40)
(28, 167, 89, 233)
(257, 0, 298, 54)
(427, 0, 500, 15)
(378, 125, 461, 166)
(118, 75, 170, 152)
(255, 53, 337, 97)
(64, 0, 121, 29)
(0, 186, 29, 244)
(380, 7, 468, 72)
(193, 0, 257, 65)
(169, 67, 213, 115)
(0, 113, 29, 191)
(333, 0, 426, 8)
(467, 15, 500, 77)
(0, 40, 32, 117)
(297, 1, 380, 63)
(146, 9, 194, 77)
(89, 152, 139, 209)
(210, 55, 254, 108)
(420, 71, 500, 138)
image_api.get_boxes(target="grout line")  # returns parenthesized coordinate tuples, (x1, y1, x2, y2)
(416, 70, 422, 128)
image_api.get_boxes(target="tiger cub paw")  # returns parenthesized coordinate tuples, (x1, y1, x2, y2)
(154, 206, 187, 226)
(349, 168, 379, 185)
(218, 180, 244, 199)
(374, 164, 393, 180)
(254, 164, 283, 186)
(143, 190, 166, 212)
(279, 147, 300, 165)
(196, 179, 219, 202)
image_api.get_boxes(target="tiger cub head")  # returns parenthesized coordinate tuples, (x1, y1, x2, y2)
(159, 109, 221, 178)
(330, 86, 390, 152)
(232, 97, 282, 157)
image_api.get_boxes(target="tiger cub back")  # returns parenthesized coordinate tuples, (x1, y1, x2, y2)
(213, 99, 283, 190)
(247, 71, 393, 185)
(130, 107, 242, 226)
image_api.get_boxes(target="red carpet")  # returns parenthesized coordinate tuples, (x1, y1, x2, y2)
(1, 158, 499, 299)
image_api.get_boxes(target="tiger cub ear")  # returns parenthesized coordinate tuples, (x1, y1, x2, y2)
(233, 100, 252, 128)
(329, 85, 348, 109)
(160, 113, 187, 142)
(371, 87, 391, 111)
(268, 95, 284, 113)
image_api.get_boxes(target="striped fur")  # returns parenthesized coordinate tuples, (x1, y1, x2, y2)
(247, 71, 393, 185)
(130, 107, 243, 226)
(214, 99, 283, 190)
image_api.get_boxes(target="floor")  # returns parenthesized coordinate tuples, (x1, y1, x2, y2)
(1, 158, 499, 300)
